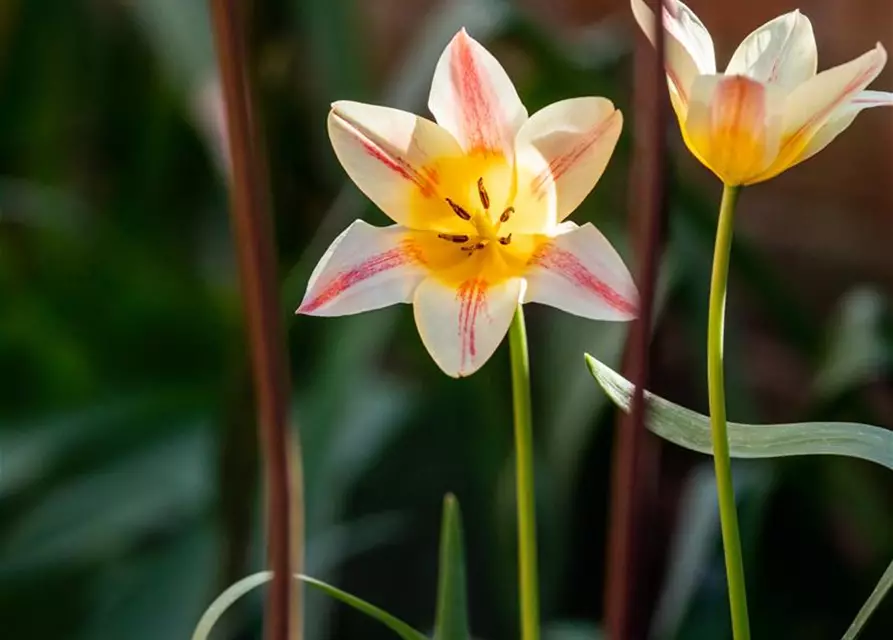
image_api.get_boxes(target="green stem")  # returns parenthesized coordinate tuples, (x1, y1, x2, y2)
(708, 185, 751, 640)
(508, 305, 540, 640)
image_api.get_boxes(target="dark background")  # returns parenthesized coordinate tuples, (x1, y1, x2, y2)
(0, 0, 891, 638)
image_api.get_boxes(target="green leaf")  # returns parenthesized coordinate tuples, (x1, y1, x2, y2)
(585, 355, 893, 470)
(83, 527, 217, 640)
(191, 572, 428, 640)
(301, 575, 428, 640)
(585, 354, 893, 639)
(542, 620, 604, 640)
(842, 560, 893, 640)
(651, 464, 773, 639)
(191, 571, 272, 640)
(434, 494, 470, 640)
(814, 287, 890, 400)
(0, 424, 214, 577)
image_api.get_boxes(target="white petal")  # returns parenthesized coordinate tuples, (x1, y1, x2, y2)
(298, 221, 426, 316)
(851, 89, 893, 107)
(631, 0, 716, 114)
(726, 10, 817, 88)
(524, 222, 638, 321)
(413, 276, 523, 377)
(782, 44, 887, 143)
(791, 90, 893, 165)
(428, 29, 527, 158)
(514, 98, 623, 230)
(328, 101, 464, 228)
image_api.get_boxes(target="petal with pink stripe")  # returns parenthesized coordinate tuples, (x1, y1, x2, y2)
(298, 221, 427, 317)
(725, 10, 817, 89)
(328, 101, 464, 228)
(685, 74, 785, 186)
(524, 222, 638, 321)
(428, 29, 527, 158)
(787, 90, 893, 167)
(631, 0, 716, 117)
(413, 276, 523, 377)
(780, 45, 887, 153)
(513, 97, 623, 232)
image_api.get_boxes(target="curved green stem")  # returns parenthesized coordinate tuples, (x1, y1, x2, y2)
(708, 185, 751, 640)
(508, 305, 540, 640)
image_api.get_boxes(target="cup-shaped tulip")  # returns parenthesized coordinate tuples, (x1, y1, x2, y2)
(631, 0, 893, 186)
(298, 30, 638, 377)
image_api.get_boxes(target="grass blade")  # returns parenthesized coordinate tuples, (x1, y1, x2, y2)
(843, 559, 893, 640)
(191, 572, 428, 640)
(300, 575, 428, 640)
(191, 571, 273, 640)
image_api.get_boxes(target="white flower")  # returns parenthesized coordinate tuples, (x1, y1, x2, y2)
(299, 30, 637, 377)
(632, 0, 893, 185)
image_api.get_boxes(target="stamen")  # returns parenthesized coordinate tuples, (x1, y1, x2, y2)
(477, 177, 490, 210)
(499, 206, 514, 223)
(438, 233, 470, 243)
(461, 242, 486, 253)
(498, 234, 513, 245)
(446, 198, 471, 221)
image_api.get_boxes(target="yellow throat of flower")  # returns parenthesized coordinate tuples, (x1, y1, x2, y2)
(405, 157, 546, 288)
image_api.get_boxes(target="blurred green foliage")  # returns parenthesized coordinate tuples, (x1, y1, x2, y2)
(0, 1, 890, 639)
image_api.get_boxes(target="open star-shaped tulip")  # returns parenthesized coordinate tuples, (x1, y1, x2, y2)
(632, 0, 893, 186)
(298, 29, 638, 377)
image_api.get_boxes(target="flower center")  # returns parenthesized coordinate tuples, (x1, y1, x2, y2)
(437, 177, 514, 256)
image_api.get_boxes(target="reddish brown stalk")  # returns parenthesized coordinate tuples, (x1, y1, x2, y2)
(208, 2, 299, 639)
(604, 0, 668, 637)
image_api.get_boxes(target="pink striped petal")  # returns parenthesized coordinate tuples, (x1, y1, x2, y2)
(514, 98, 623, 232)
(413, 276, 523, 377)
(851, 89, 893, 107)
(524, 223, 638, 321)
(298, 221, 426, 316)
(726, 10, 817, 88)
(328, 101, 464, 228)
(428, 29, 527, 158)
(781, 44, 887, 150)
(790, 89, 893, 166)
(685, 74, 785, 186)
(631, 0, 716, 116)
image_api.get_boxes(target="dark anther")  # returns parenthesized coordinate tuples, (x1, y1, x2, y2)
(477, 177, 490, 210)
(498, 234, 512, 245)
(499, 206, 514, 223)
(438, 233, 470, 243)
(446, 198, 472, 221)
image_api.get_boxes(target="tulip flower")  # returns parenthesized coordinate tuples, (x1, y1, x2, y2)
(631, 0, 893, 186)
(299, 29, 638, 377)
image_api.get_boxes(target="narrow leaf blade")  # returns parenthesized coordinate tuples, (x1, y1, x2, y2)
(190, 572, 427, 640)
(434, 494, 470, 640)
(191, 571, 273, 640)
(301, 576, 429, 640)
(584, 355, 893, 471)
(584, 354, 893, 639)
(843, 559, 893, 640)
